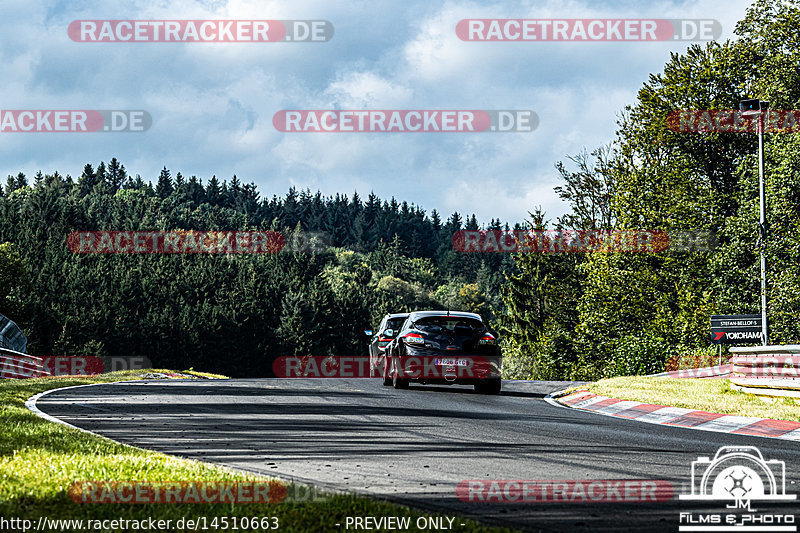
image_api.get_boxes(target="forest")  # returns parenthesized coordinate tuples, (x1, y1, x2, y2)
(0, 163, 514, 376)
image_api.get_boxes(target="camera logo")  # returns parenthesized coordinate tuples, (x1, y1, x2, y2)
(680, 446, 795, 501)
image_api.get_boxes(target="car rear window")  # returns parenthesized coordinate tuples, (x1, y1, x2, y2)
(413, 317, 484, 334)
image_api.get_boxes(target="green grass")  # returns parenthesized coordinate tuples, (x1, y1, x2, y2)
(587, 376, 800, 422)
(1, 370, 517, 532)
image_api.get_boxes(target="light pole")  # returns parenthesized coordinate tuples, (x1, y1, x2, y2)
(740, 99, 769, 346)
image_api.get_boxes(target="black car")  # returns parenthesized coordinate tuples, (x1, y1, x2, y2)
(384, 310, 501, 394)
(366, 312, 409, 377)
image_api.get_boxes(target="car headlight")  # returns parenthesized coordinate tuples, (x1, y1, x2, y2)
(478, 333, 497, 345)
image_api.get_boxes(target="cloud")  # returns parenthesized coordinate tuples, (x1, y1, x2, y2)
(0, 0, 757, 224)
(325, 72, 414, 108)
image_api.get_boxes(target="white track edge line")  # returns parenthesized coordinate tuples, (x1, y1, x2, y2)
(24, 379, 352, 493)
(543, 388, 580, 409)
(25, 381, 140, 439)
(544, 390, 798, 442)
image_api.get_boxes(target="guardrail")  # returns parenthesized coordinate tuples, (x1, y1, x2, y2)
(728, 345, 800, 397)
(729, 345, 800, 381)
(650, 364, 733, 379)
(0, 347, 50, 379)
(0, 313, 27, 353)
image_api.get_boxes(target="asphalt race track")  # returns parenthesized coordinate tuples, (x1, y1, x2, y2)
(33, 378, 800, 532)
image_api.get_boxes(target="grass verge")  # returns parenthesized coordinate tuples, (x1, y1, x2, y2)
(587, 377, 800, 422)
(1, 370, 516, 532)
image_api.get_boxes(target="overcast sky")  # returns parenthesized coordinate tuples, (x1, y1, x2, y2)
(1, 0, 755, 225)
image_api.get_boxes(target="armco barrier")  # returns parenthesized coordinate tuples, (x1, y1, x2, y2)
(0, 347, 50, 379)
(729, 345, 800, 397)
(0, 313, 27, 353)
(730, 345, 800, 380)
(650, 364, 733, 379)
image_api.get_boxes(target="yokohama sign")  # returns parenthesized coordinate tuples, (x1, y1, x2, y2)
(710, 314, 763, 345)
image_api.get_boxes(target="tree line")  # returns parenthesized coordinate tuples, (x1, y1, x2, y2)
(0, 166, 513, 376)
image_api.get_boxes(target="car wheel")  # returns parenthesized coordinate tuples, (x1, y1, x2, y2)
(382, 359, 392, 386)
(475, 379, 501, 395)
(391, 357, 409, 389)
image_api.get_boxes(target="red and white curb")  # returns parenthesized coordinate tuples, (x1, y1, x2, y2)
(546, 389, 800, 441)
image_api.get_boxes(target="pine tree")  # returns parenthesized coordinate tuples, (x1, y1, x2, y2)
(175, 172, 185, 192)
(95, 162, 107, 188)
(220, 180, 230, 207)
(206, 175, 221, 205)
(187, 175, 205, 204)
(14, 172, 27, 190)
(156, 167, 174, 198)
(447, 212, 462, 230)
(107, 158, 126, 193)
(5, 173, 26, 195)
(430, 209, 441, 231)
(229, 174, 241, 207)
(78, 164, 97, 196)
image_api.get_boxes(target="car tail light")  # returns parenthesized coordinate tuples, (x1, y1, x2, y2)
(478, 333, 497, 345)
(402, 332, 425, 344)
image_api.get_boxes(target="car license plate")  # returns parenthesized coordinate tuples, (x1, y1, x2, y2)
(435, 358, 469, 366)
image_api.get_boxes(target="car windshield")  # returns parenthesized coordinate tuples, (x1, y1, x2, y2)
(386, 318, 406, 331)
(413, 317, 483, 334)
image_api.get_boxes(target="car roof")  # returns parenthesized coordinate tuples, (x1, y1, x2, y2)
(385, 313, 410, 319)
(407, 310, 483, 321)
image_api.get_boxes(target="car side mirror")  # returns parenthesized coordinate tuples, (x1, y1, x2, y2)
(364, 329, 373, 337)
(384, 329, 394, 338)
